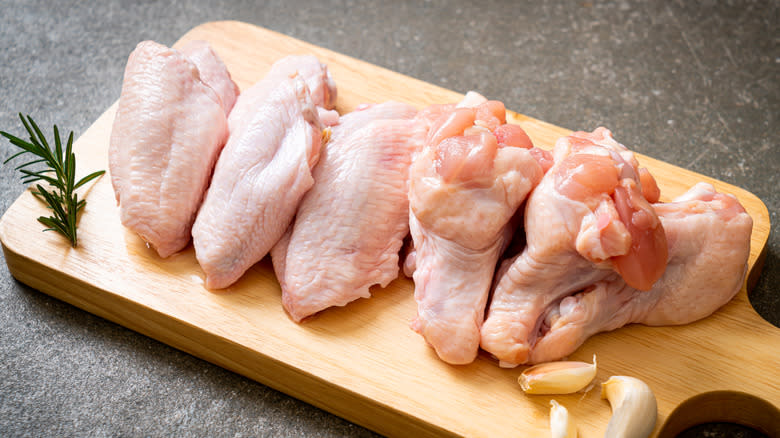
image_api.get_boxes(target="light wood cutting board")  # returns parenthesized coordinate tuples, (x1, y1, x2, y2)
(1, 21, 776, 438)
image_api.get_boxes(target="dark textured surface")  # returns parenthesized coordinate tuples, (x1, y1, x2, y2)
(678, 422, 770, 438)
(0, 1, 777, 437)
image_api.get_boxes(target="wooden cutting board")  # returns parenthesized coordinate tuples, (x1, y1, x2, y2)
(1, 21, 776, 438)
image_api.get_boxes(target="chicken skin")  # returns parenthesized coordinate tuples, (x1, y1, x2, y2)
(192, 56, 337, 289)
(408, 93, 551, 364)
(271, 102, 423, 321)
(481, 127, 667, 366)
(109, 40, 236, 258)
(525, 183, 752, 363)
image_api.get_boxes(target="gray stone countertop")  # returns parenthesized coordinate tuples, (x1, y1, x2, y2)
(1, 1, 777, 437)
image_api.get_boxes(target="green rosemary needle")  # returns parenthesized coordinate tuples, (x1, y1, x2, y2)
(1, 113, 105, 248)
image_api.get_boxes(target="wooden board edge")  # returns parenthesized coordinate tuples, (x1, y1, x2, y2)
(0, 239, 457, 438)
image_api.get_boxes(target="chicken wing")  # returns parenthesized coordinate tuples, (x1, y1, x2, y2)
(408, 93, 550, 364)
(109, 40, 235, 258)
(271, 102, 423, 321)
(192, 55, 336, 289)
(480, 127, 667, 366)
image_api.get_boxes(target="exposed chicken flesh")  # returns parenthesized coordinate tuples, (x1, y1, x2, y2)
(192, 56, 337, 289)
(525, 182, 752, 363)
(109, 40, 235, 258)
(271, 102, 423, 321)
(480, 127, 667, 366)
(408, 93, 551, 364)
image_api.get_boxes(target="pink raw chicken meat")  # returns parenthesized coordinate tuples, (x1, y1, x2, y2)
(109, 40, 237, 258)
(480, 127, 668, 366)
(526, 182, 753, 363)
(227, 55, 338, 131)
(271, 102, 424, 322)
(192, 56, 337, 289)
(407, 92, 551, 365)
(178, 40, 239, 113)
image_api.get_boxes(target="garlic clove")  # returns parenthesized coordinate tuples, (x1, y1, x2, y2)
(518, 355, 597, 394)
(549, 400, 577, 438)
(601, 376, 657, 438)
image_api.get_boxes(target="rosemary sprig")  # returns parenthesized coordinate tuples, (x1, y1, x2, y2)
(1, 113, 105, 247)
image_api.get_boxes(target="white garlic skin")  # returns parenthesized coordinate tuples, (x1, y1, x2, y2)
(601, 375, 658, 438)
(549, 399, 577, 438)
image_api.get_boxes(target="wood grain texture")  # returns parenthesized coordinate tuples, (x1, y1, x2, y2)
(0, 21, 775, 437)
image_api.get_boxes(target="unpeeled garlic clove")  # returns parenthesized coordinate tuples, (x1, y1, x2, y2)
(601, 376, 657, 438)
(549, 400, 577, 438)
(518, 355, 597, 394)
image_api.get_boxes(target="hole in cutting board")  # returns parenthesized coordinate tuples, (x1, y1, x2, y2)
(657, 390, 780, 438)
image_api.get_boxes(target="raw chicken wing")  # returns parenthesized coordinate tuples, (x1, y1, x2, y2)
(480, 127, 667, 366)
(408, 93, 550, 364)
(192, 56, 337, 289)
(271, 102, 423, 321)
(526, 183, 753, 363)
(109, 40, 235, 258)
